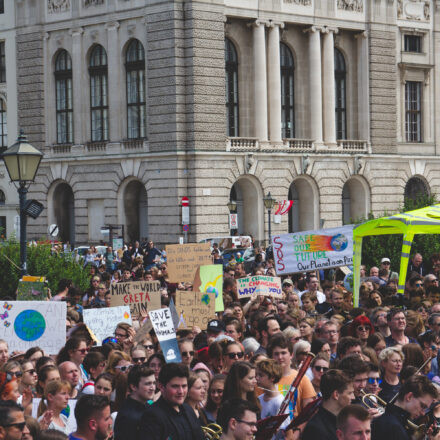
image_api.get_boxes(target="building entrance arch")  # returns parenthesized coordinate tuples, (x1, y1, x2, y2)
(49, 181, 75, 245)
(288, 176, 319, 232)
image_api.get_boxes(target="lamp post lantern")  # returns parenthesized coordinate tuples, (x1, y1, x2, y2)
(227, 199, 237, 234)
(2, 131, 43, 276)
(263, 192, 276, 246)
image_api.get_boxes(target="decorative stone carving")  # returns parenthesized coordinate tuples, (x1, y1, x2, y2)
(84, 0, 105, 7)
(337, 0, 364, 12)
(398, 0, 431, 21)
(48, 0, 70, 14)
(282, 0, 312, 5)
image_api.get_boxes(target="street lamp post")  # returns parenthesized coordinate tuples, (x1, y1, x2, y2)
(227, 199, 237, 235)
(1, 132, 43, 276)
(263, 192, 276, 246)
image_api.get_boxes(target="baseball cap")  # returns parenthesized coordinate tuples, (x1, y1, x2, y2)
(207, 319, 226, 333)
(381, 257, 391, 264)
(282, 279, 293, 286)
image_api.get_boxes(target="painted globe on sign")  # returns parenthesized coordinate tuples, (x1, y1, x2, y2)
(330, 234, 348, 252)
(206, 286, 219, 298)
(14, 310, 46, 341)
(344, 272, 354, 293)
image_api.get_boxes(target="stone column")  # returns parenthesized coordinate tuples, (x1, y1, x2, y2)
(252, 20, 268, 142)
(71, 27, 84, 145)
(322, 27, 338, 147)
(355, 31, 370, 141)
(106, 21, 121, 142)
(305, 26, 323, 145)
(268, 22, 284, 144)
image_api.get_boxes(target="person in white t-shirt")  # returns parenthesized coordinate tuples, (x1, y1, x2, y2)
(299, 274, 326, 304)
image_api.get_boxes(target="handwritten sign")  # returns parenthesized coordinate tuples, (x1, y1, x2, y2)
(83, 306, 132, 345)
(193, 264, 224, 312)
(175, 290, 215, 329)
(165, 243, 212, 283)
(237, 275, 282, 298)
(110, 281, 161, 317)
(149, 307, 182, 363)
(16, 281, 49, 301)
(273, 225, 354, 275)
(0, 301, 66, 354)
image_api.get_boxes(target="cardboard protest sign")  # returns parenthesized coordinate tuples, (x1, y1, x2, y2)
(193, 264, 224, 312)
(133, 319, 153, 345)
(237, 275, 282, 298)
(149, 307, 182, 363)
(175, 290, 215, 329)
(165, 243, 212, 283)
(83, 306, 132, 345)
(110, 281, 161, 317)
(16, 281, 49, 301)
(273, 225, 354, 275)
(0, 301, 66, 354)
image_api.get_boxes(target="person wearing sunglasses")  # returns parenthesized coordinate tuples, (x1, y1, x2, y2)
(179, 339, 195, 368)
(106, 350, 131, 375)
(365, 364, 382, 397)
(1, 361, 22, 384)
(131, 345, 148, 366)
(0, 400, 26, 440)
(222, 341, 244, 373)
(310, 354, 330, 396)
(56, 337, 89, 388)
(349, 315, 375, 348)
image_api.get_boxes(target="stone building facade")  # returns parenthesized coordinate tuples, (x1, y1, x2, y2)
(9, 0, 440, 246)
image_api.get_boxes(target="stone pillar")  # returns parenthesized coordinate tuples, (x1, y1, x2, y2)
(355, 31, 370, 141)
(305, 26, 323, 145)
(106, 21, 121, 142)
(71, 27, 84, 145)
(252, 20, 268, 142)
(322, 27, 338, 147)
(268, 22, 283, 143)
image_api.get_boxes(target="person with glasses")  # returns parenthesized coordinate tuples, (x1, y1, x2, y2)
(106, 351, 132, 375)
(217, 398, 258, 440)
(139, 337, 155, 359)
(365, 364, 382, 397)
(222, 341, 244, 374)
(114, 322, 135, 354)
(130, 345, 148, 366)
(380, 258, 398, 282)
(349, 316, 375, 348)
(385, 309, 416, 347)
(56, 338, 89, 388)
(310, 354, 330, 395)
(205, 374, 225, 424)
(372, 375, 437, 440)
(179, 339, 195, 368)
(0, 400, 25, 440)
(19, 361, 37, 396)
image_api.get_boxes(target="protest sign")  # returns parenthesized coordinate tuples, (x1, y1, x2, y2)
(149, 307, 182, 363)
(16, 280, 48, 301)
(165, 243, 212, 283)
(110, 281, 161, 317)
(175, 290, 215, 328)
(237, 275, 282, 298)
(133, 319, 153, 345)
(83, 306, 132, 345)
(193, 264, 224, 312)
(273, 225, 354, 275)
(0, 301, 66, 354)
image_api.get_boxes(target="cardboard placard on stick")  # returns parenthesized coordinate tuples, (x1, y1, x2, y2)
(134, 319, 153, 344)
(110, 281, 161, 317)
(165, 243, 212, 283)
(175, 290, 215, 329)
(193, 264, 224, 312)
(237, 275, 282, 298)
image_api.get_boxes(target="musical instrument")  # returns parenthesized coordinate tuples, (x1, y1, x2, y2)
(202, 423, 223, 439)
(360, 390, 387, 415)
(286, 396, 323, 430)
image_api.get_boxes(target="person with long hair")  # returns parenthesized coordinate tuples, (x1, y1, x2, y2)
(299, 317, 315, 343)
(366, 332, 386, 359)
(222, 341, 245, 374)
(185, 373, 208, 426)
(36, 365, 60, 398)
(56, 337, 88, 386)
(0, 371, 20, 401)
(221, 361, 259, 412)
(204, 374, 225, 423)
(309, 354, 330, 395)
(145, 353, 165, 381)
(106, 351, 131, 375)
(37, 380, 71, 435)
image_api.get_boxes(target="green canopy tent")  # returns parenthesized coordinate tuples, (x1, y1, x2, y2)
(352, 204, 440, 306)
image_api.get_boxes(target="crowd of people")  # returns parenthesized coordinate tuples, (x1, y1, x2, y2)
(2, 243, 440, 440)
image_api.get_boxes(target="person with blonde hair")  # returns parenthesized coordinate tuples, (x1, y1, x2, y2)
(378, 346, 404, 403)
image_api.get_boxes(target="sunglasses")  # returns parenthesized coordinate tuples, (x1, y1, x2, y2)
(24, 369, 36, 375)
(76, 348, 89, 354)
(7, 371, 22, 378)
(181, 351, 194, 357)
(133, 357, 146, 363)
(357, 326, 370, 332)
(2, 422, 26, 431)
(313, 366, 328, 372)
(367, 377, 382, 385)
(227, 352, 244, 359)
(144, 344, 154, 350)
(103, 337, 118, 345)
(115, 364, 133, 372)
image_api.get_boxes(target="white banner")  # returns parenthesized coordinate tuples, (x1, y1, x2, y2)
(0, 301, 66, 354)
(273, 225, 354, 275)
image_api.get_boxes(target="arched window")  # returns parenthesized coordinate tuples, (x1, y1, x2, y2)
(335, 48, 346, 140)
(0, 190, 5, 206)
(280, 43, 294, 138)
(0, 99, 7, 150)
(125, 40, 146, 139)
(405, 176, 429, 201)
(225, 38, 239, 137)
(89, 45, 108, 142)
(55, 50, 73, 144)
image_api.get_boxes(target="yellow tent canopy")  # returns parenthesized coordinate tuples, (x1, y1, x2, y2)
(353, 203, 440, 306)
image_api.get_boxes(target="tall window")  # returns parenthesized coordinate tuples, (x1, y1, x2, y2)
(125, 39, 146, 139)
(0, 42, 5, 83)
(225, 38, 239, 137)
(0, 0, 4, 14)
(405, 81, 422, 142)
(404, 35, 422, 53)
(0, 99, 6, 151)
(55, 50, 73, 144)
(280, 43, 295, 138)
(89, 45, 108, 142)
(335, 48, 347, 140)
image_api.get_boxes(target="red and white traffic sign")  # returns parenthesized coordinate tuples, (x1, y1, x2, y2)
(181, 197, 189, 225)
(181, 197, 189, 206)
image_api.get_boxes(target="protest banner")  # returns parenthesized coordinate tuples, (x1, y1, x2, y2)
(237, 275, 282, 298)
(165, 243, 212, 283)
(16, 280, 49, 301)
(150, 307, 182, 363)
(175, 290, 215, 328)
(83, 306, 132, 345)
(273, 225, 354, 275)
(0, 301, 66, 354)
(193, 264, 224, 312)
(110, 281, 161, 318)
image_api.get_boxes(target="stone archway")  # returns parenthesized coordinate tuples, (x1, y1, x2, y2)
(342, 176, 371, 224)
(51, 182, 75, 245)
(288, 176, 319, 232)
(405, 176, 430, 201)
